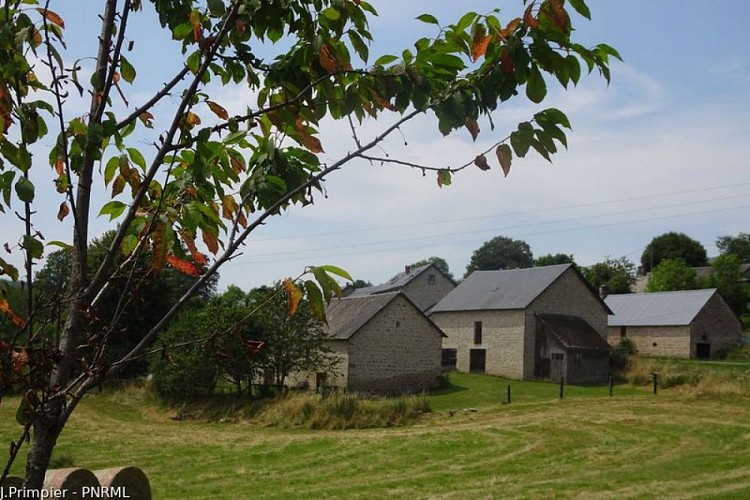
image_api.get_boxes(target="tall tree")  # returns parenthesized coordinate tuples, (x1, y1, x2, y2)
(465, 236, 533, 277)
(409, 256, 454, 281)
(641, 232, 708, 273)
(534, 253, 575, 267)
(0, 0, 616, 486)
(582, 257, 635, 295)
(646, 258, 700, 292)
(705, 254, 750, 317)
(716, 233, 750, 262)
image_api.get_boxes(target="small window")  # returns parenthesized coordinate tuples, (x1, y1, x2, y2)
(620, 326, 627, 338)
(427, 273, 436, 285)
(474, 321, 483, 345)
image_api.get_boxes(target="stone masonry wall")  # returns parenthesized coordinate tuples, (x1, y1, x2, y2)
(431, 309, 526, 379)
(524, 268, 610, 379)
(607, 325, 691, 357)
(690, 293, 742, 357)
(347, 294, 443, 393)
(403, 269, 455, 311)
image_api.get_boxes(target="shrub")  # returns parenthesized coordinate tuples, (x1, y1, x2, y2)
(610, 337, 637, 371)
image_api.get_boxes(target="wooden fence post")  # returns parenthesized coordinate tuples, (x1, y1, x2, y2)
(652, 372, 658, 395)
(559, 376, 564, 399)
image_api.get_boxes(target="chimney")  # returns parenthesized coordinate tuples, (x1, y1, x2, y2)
(405, 265, 412, 274)
(599, 285, 609, 300)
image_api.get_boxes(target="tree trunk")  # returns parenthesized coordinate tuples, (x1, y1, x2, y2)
(23, 401, 64, 489)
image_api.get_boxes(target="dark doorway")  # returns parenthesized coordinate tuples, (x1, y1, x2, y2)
(696, 343, 711, 360)
(469, 349, 486, 373)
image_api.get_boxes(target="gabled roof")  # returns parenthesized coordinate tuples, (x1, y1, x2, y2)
(692, 263, 750, 281)
(325, 291, 446, 340)
(605, 288, 718, 326)
(538, 314, 611, 351)
(350, 263, 454, 297)
(430, 264, 572, 313)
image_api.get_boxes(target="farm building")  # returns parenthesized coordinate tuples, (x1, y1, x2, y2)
(605, 289, 742, 359)
(430, 264, 612, 384)
(347, 264, 456, 312)
(297, 292, 444, 394)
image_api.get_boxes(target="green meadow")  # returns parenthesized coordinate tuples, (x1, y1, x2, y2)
(2, 371, 750, 498)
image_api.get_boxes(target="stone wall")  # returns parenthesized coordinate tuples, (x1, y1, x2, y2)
(402, 267, 455, 311)
(607, 325, 691, 357)
(347, 294, 443, 393)
(691, 293, 742, 357)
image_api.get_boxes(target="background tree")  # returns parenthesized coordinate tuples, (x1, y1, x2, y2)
(716, 233, 750, 262)
(645, 258, 700, 292)
(641, 232, 708, 273)
(534, 253, 575, 267)
(704, 254, 750, 317)
(409, 256, 454, 281)
(352, 279, 373, 289)
(582, 257, 635, 295)
(465, 236, 533, 277)
(0, 0, 616, 487)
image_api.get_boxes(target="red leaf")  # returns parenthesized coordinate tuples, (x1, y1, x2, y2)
(474, 154, 490, 171)
(472, 34, 493, 62)
(500, 51, 515, 75)
(465, 118, 480, 142)
(496, 144, 512, 177)
(0, 299, 25, 327)
(367, 88, 396, 111)
(437, 169, 452, 188)
(179, 230, 207, 265)
(185, 111, 201, 126)
(166, 255, 204, 277)
(206, 100, 229, 120)
(139, 111, 154, 129)
(36, 8, 65, 28)
(190, 9, 202, 41)
(298, 131, 324, 154)
(500, 18, 522, 39)
(12, 350, 29, 372)
(524, 5, 539, 30)
(319, 44, 338, 73)
(202, 228, 219, 255)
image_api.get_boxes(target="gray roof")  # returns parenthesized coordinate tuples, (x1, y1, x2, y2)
(325, 292, 400, 340)
(430, 264, 571, 313)
(605, 289, 718, 326)
(692, 263, 750, 281)
(350, 263, 448, 297)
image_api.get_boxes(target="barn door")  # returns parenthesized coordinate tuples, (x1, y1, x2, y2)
(550, 352, 564, 381)
(469, 349, 486, 374)
(696, 343, 711, 359)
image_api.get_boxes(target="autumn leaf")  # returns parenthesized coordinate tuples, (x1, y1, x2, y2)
(0, 299, 25, 327)
(500, 51, 515, 75)
(53, 158, 64, 176)
(111, 175, 126, 197)
(236, 211, 248, 228)
(166, 254, 204, 277)
(179, 230, 207, 265)
(57, 201, 70, 221)
(12, 350, 29, 372)
(235, 19, 246, 35)
(367, 88, 396, 111)
(36, 8, 65, 28)
(220, 194, 238, 220)
(282, 278, 303, 317)
(185, 111, 201, 126)
(319, 44, 338, 73)
(139, 111, 154, 128)
(500, 18, 522, 39)
(474, 154, 490, 171)
(524, 5, 539, 30)
(202, 228, 219, 255)
(206, 100, 229, 120)
(496, 144, 512, 177)
(190, 9, 202, 40)
(465, 118, 480, 141)
(151, 224, 167, 271)
(541, 0, 571, 35)
(472, 34, 493, 62)
(298, 131, 324, 153)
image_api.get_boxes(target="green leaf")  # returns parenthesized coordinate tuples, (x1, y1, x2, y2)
(373, 54, 398, 66)
(104, 156, 119, 186)
(568, 0, 591, 20)
(416, 13, 439, 25)
(186, 51, 201, 74)
(304, 280, 327, 324)
(526, 65, 547, 103)
(99, 200, 127, 220)
(456, 11, 478, 31)
(14, 178, 35, 203)
(311, 266, 342, 303)
(0, 256, 19, 281)
(319, 265, 354, 282)
(47, 240, 73, 251)
(22, 235, 44, 259)
(121, 234, 138, 255)
(127, 148, 147, 171)
(566, 55, 581, 85)
(510, 123, 534, 158)
(321, 7, 340, 20)
(120, 56, 136, 83)
(348, 31, 369, 63)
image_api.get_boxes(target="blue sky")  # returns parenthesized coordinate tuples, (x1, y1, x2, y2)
(7, 1, 750, 289)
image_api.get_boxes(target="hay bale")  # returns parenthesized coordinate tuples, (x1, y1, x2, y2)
(93, 466, 151, 500)
(44, 468, 99, 496)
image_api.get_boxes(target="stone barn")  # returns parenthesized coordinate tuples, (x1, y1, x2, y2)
(313, 292, 444, 394)
(605, 288, 742, 359)
(430, 264, 612, 383)
(347, 263, 456, 312)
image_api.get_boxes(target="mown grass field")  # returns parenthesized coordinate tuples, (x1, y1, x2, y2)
(3, 371, 750, 498)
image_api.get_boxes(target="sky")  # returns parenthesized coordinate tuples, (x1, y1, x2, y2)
(5, 1, 750, 291)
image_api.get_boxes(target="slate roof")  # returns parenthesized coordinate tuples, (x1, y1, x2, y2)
(350, 263, 452, 297)
(538, 314, 611, 351)
(692, 263, 750, 282)
(430, 264, 572, 313)
(605, 288, 718, 326)
(324, 292, 446, 340)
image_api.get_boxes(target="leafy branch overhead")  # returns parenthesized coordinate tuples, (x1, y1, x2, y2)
(0, 0, 616, 488)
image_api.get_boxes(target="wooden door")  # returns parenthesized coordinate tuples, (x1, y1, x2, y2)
(550, 352, 564, 381)
(469, 349, 486, 374)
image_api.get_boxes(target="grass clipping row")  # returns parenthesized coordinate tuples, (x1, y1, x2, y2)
(625, 356, 750, 397)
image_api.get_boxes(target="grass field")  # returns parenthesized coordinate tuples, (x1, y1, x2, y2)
(3, 372, 750, 498)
